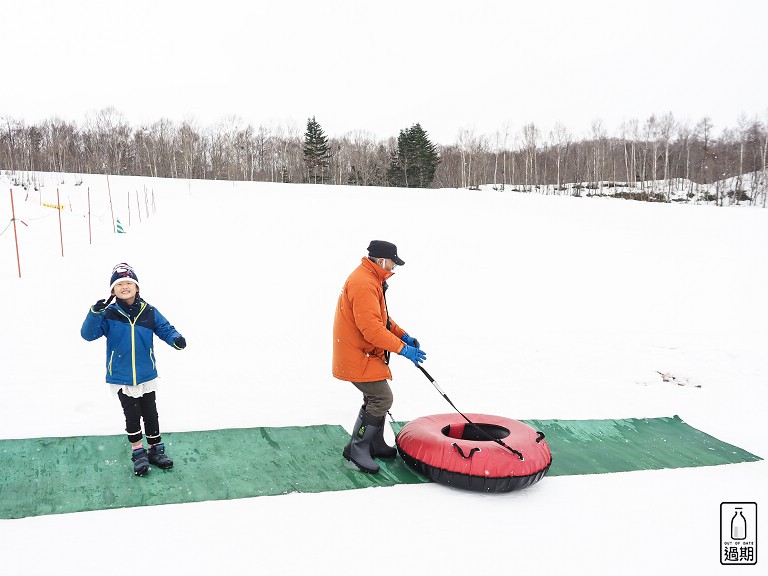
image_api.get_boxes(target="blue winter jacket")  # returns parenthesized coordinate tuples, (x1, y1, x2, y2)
(81, 297, 182, 386)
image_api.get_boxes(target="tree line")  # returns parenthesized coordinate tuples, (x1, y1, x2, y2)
(2, 109, 767, 203)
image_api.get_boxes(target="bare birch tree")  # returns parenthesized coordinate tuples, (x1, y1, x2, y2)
(659, 113, 676, 200)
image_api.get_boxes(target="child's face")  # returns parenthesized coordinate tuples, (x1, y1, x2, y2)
(112, 281, 138, 302)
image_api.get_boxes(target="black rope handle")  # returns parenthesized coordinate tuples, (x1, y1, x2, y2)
(417, 365, 524, 461)
(452, 443, 481, 459)
(536, 431, 545, 443)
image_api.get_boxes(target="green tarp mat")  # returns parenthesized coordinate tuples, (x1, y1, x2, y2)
(0, 425, 427, 520)
(0, 415, 761, 519)
(519, 416, 762, 476)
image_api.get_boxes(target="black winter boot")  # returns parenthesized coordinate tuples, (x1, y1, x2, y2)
(148, 443, 173, 469)
(371, 423, 397, 458)
(343, 410, 383, 474)
(132, 448, 150, 476)
(343, 406, 398, 460)
(342, 407, 365, 461)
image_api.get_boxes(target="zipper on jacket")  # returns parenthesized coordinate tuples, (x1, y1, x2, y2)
(382, 282, 391, 365)
(117, 302, 147, 386)
(108, 351, 114, 376)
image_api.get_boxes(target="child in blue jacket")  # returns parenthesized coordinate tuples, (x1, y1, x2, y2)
(81, 263, 186, 476)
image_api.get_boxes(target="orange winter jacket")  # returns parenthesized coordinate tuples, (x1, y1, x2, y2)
(333, 258, 407, 382)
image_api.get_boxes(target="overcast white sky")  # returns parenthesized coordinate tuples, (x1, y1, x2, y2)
(4, 0, 767, 144)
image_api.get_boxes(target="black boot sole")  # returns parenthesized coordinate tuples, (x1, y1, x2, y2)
(343, 450, 379, 474)
(344, 443, 397, 460)
(372, 449, 397, 459)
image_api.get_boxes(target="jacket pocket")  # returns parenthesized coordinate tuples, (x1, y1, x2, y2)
(150, 348, 156, 370)
(107, 350, 115, 376)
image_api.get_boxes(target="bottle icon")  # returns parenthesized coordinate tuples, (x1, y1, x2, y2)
(731, 508, 747, 540)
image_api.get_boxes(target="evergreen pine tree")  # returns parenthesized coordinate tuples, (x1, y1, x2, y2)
(386, 123, 440, 188)
(303, 116, 331, 184)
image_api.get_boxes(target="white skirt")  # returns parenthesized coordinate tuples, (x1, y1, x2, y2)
(109, 378, 159, 398)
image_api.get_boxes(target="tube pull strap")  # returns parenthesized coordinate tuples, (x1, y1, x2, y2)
(452, 443, 481, 459)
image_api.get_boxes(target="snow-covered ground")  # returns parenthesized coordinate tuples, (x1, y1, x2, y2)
(1, 171, 766, 575)
(480, 170, 768, 206)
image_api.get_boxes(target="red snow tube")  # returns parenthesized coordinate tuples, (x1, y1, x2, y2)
(396, 413, 552, 492)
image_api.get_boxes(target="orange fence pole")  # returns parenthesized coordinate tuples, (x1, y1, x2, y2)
(88, 187, 92, 244)
(57, 187, 64, 257)
(9, 188, 21, 278)
(106, 171, 115, 233)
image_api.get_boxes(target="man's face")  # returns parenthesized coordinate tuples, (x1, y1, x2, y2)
(378, 258, 397, 273)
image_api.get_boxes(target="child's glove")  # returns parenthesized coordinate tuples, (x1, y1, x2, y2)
(399, 344, 426, 366)
(402, 334, 421, 349)
(173, 336, 187, 350)
(91, 299, 109, 313)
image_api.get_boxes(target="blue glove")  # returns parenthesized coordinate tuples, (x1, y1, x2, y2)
(174, 336, 187, 350)
(402, 334, 420, 349)
(399, 344, 426, 365)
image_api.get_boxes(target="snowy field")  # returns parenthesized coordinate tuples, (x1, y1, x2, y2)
(0, 171, 766, 575)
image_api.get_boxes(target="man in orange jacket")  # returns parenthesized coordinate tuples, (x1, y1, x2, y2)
(333, 240, 426, 473)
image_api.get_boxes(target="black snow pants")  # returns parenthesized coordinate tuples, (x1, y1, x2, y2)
(117, 390, 161, 445)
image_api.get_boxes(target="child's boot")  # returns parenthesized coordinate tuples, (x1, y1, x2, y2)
(148, 443, 173, 469)
(132, 448, 150, 476)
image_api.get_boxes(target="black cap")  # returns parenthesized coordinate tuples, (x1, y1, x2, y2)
(367, 240, 405, 266)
